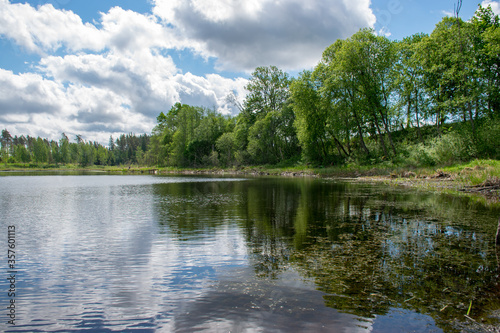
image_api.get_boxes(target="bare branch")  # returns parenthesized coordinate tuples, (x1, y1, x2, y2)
(225, 92, 244, 113)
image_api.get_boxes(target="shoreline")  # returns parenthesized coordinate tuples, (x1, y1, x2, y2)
(1, 161, 499, 203)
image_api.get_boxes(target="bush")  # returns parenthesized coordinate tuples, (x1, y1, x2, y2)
(431, 131, 476, 165)
(208, 151, 219, 167)
(234, 150, 251, 166)
(477, 118, 500, 159)
(407, 143, 436, 167)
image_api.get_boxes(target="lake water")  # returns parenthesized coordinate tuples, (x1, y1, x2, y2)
(0, 174, 499, 332)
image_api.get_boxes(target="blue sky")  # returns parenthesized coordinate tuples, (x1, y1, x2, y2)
(0, 0, 498, 144)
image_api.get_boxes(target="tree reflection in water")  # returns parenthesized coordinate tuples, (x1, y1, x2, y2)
(152, 176, 500, 332)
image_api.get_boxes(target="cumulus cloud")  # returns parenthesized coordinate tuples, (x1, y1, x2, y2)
(0, 69, 65, 117)
(0, 0, 249, 142)
(481, 0, 500, 15)
(152, 0, 376, 72)
(0, 0, 104, 53)
(0, 68, 156, 143)
(39, 51, 246, 119)
(172, 73, 248, 115)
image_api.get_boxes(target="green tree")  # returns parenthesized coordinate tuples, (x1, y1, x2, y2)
(167, 103, 204, 166)
(244, 66, 291, 119)
(77, 141, 95, 167)
(243, 66, 297, 164)
(471, 4, 500, 118)
(96, 145, 108, 165)
(291, 70, 332, 164)
(13, 144, 30, 163)
(1, 129, 13, 156)
(33, 137, 48, 163)
(342, 29, 398, 157)
(216, 132, 235, 166)
(187, 109, 228, 166)
(59, 133, 70, 164)
(393, 33, 429, 141)
(418, 16, 478, 133)
(50, 140, 60, 164)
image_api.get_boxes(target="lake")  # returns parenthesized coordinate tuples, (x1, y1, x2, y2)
(0, 174, 499, 332)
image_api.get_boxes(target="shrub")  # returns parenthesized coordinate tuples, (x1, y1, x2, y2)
(407, 143, 436, 167)
(477, 118, 500, 159)
(431, 131, 476, 165)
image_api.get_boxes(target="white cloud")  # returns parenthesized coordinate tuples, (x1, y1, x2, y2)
(0, 68, 155, 143)
(481, 0, 500, 15)
(29, 49, 246, 142)
(0, 0, 104, 53)
(172, 73, 248, 115)
(39, 52, 178, 117)
(0, 1, 187, 55)
(441, 10, 455, 17)
(377, 27, 392, 37)
(0, 0, 249, 142)
(0, 69, 65, 117)
(152, 0, 376, 72)
(39, 51, 246, 119)
(100, 6, 183, 54)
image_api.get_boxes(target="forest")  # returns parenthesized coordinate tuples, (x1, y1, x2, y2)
(1, 5, 499, 169)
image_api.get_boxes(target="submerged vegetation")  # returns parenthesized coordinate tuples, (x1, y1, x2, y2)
(152, 178, 500, 332)
(1, 5, 499, 182)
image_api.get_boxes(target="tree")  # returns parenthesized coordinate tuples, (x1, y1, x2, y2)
(315, 37, 373, 159)
(291, 71, 332, 164)
(1, 129, 12, 152)
(187, 109, 227, 166)
(244, 66, 291, 119)
(167, 104, 204, 166)
(13, 144, 30, 163)
(243, 66, 296, 164)
(77, 141, 95, 167)
(471, 4, 500, 118)
(216, 132, 235, 166)
(50, 141, 60, 164)
(393, 33, 429, 141)
(33, 137, 48, 163)
(341, 29, 398, 157)
(60, 133, 70, 164)
(418, 16, 481, 134)
(96, 145, 108, 165)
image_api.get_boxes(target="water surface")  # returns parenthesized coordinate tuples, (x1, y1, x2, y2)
(0, 174, 499, 332)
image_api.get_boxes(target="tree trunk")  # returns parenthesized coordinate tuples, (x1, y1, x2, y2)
(496, 217, 500, 247)
(333, 135, 349, 157)
(415, 99, 423, 143)
(319, 137, 328, 163)
(407, 99, 412, 129)
(352, 109, 370, 155)
(496, 217, 500, 271)
(380, 108, 397, 156)
(468, 102, 475, 135)
(370, 110, 389, 158)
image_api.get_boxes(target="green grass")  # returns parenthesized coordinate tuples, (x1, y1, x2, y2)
(440, 159, 500, 185)
(1, 159, 499, 187)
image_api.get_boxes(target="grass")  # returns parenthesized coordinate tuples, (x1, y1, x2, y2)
(1, 159, 498, 182)
(441, 159, 500, 185)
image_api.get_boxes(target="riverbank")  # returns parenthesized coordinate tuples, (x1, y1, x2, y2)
(157, 160, 500, 202)
(2, 159, 499, 202)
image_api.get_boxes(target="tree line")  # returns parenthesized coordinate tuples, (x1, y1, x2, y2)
(0, 130, 149, 167)
(1, 5, 499, 168)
